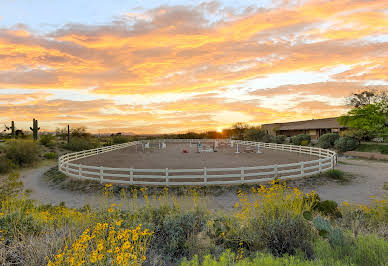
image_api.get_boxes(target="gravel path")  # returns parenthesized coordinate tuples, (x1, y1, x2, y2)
(299, 157, 388, 205)
(20, 157, 387, 209)
(21, 163, 102, 208)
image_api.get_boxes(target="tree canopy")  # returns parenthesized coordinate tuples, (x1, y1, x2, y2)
(339, 91, 388, 139)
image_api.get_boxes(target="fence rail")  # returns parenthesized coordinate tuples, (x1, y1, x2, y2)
(58, 139, 337, 186)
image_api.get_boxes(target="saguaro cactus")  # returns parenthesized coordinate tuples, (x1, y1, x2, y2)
(10, 121, 15, 139)
(67, 125, 70, 143)
(5, 121, 15, 138)
(30, 118, 40, 141)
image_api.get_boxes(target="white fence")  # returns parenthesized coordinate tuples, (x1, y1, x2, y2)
(58, 139, 337, 186)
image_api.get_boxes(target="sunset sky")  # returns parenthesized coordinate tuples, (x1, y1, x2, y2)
(1, 0, 387, 134)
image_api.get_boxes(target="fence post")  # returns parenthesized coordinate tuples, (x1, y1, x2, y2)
(165, 168, 169, 186)
(240, 167, 245, 183)
(300, 162, 304, 177)
(274, 165, 278, 179)
(330, 156, 334, 169)
(318, 160, 322, 173)
(130, 168, 134, 184)
(78, 165, 82, 179)
(99, 166, 103, 183)
(204, 167, 207, 185)
(310, 147, 312, 155)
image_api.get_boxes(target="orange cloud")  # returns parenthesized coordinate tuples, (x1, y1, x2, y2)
(1, 0, 387, 133)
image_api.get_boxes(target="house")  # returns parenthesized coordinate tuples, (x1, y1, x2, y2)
(261, 117, 346, 140)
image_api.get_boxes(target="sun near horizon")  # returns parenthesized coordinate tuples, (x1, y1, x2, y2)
(1, 0, 387, 134)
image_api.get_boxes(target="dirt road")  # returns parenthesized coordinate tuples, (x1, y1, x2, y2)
(20, 158, 387, 209)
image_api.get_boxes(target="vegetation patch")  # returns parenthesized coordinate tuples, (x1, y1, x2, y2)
(355, 143, 388, 155)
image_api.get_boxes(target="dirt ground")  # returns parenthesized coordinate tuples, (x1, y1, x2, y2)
(73, 143, 317, 169)
(18, 157, 387, 209)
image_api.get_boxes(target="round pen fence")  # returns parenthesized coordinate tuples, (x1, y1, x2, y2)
(58, 139, 337, 186)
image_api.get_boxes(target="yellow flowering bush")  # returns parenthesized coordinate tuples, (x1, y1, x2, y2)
(47, 221, 153, 265)
(234, 180, 318, 222)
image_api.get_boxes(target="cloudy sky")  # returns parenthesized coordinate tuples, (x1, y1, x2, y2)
(1, 0, 387, 134)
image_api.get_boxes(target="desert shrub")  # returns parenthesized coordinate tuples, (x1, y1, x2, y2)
(151, 210, 207, 263)
(274, 135, 286, 144)
(334, 137, 358, 153)
(5, 140, 40, 167)
(350, 234, 388, 265)
(314, 234, 388, 266)
(0, 155, 14, 174)
(227, 182, 318, 258)
(112, 135, 131, 144)
(44, 152, 58, 160)
(256, 215, 315, 258)
(314, 200, 342, 218)
(63, 137, 98, 151)
(301, 140, 309, 146)
(325, 169, 345, 180)
(40, 134, 55, 147)
(0, 212, 43, 241)
(318, 133, 339, 149)
(291, 134, 311, 146)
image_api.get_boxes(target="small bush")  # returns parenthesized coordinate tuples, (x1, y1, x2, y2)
(5, 140, 40, 167)
(325, 169, 345, 180)
(301, 140, 309, 146)
(318, 133, 340, 149)
(39, 134, 55, 147)
(291, 134, 311, 146)
(314, 200, 342, 218)
(44, 152, 58, 160)
(274, 135, 286, 144)
(257, 215, 315, 258)
(152, 210, 207, 262)
(334, 137, 358, 153)
(63, 137, 98, 151)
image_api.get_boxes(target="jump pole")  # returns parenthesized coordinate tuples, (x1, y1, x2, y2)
(235, 143, 240, 153)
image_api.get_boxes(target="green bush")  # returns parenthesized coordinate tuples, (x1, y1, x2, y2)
(63, 137, 98, 151)
(255, 215, 314, 258)
(351, 234, 388, 266)
(0, 212, 43, 241)
(301, 140, 309, 146)
(314, 200, 342, 218)
(152, 210, 207, 262)
(381, 145, 388, 155)
(334, 137, 358, 153)
(5, 140, 40, 167)
(44, 152, 58, 160)
(274, 135, 286, 144)
(291, 134, 311, 146)
(325, 169, 345, 180)
(39, 134, 55, 147)
(318, 133, 340, 149)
